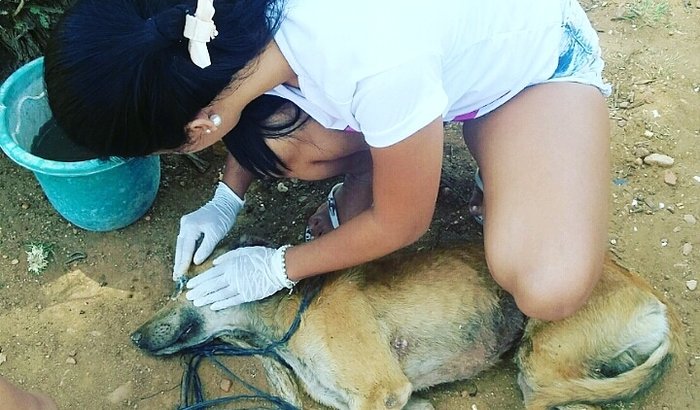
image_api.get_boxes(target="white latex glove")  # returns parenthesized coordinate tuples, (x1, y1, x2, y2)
(173, 182, 244, 280)
(185, 245, 295, 310)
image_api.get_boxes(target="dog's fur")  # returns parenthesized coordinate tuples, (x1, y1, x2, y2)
(132, 242, 679, 410)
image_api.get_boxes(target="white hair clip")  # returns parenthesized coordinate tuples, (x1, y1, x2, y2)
(183, 0, 218, 68)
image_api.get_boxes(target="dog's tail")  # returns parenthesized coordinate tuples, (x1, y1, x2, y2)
(524, 298, 679, 410)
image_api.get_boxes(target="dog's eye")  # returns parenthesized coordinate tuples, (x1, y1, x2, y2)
(176, 324, 195, 343)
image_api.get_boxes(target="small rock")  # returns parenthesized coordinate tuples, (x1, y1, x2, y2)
(660, 239, 668, 247)
(66, 357, 77, 365)
(684, 214, 697, 225)
(673, 226, 682, 233)
(219, 378, 233, 392)
(694, 176, 700, 184)
(643, 130, 654, 138)
(21, 203, 29, 210)
(277, 182, 289, 193)
(465, 381, 478, 397)
(617, 119, 627, 127)
(682, 243, 693, 256)
(10, 259, 18, 265)
(634, 147, 650, 158)
(663, 170, 677, 186)
(686, 280, 698, 291)
(634, 158, 643, 166)
(0, 353, 6, 365)
(643, 153, 674, 167)
(107, 382, 133, 404)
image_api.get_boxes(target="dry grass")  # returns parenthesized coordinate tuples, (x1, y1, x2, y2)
(620, 0, 671, 26)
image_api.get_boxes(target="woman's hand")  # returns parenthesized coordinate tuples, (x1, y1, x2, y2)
(173, 182, 244, 279)
(185, 245, 295, 310)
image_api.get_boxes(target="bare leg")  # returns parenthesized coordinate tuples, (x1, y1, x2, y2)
(0, 376, 57, 410)
(462, 82, 610, 321)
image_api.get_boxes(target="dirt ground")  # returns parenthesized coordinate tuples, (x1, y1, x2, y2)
(1, 1, 698, 409)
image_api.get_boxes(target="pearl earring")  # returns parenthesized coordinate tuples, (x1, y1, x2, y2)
(209, 114, 222, 127)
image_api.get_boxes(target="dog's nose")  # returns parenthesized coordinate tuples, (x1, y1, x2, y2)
(131, 331, 142, 346)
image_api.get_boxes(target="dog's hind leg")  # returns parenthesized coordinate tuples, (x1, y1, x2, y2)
(516, 265, 678, 410)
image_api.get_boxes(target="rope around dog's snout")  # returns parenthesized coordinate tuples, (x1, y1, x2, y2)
(179, 278, 323, 410)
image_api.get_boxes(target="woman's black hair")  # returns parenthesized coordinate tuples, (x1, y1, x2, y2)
(44, 0, 284, 157)
(224, 94, 308, 178)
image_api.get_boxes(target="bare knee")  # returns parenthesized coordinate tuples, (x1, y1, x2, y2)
(486, 246, 603, 321)
(511, 273, 597, 321)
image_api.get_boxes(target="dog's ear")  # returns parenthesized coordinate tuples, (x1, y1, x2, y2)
(232, 234, 278, 249)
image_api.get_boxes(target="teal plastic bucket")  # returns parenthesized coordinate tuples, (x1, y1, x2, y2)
(0, 58, 160, 231)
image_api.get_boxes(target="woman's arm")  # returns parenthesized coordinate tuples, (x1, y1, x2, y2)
(184, 119, 445, 309)
(285, 117, 444, 280)
(221, 152, 256, 197)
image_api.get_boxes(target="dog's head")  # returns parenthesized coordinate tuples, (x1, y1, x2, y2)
(130, 294, 253, 355)
(131, 237, 274, 355)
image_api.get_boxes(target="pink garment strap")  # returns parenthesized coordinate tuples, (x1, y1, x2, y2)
(452, 109, 479, 122)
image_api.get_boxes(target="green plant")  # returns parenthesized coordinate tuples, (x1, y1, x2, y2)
(0, 0, 72, 78)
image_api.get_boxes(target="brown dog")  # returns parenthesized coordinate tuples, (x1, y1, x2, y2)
(132, 242, 679, 410)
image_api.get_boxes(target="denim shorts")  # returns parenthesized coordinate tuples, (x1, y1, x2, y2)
(543, 0, 612, 96)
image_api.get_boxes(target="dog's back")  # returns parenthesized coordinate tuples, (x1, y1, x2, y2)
(280, 246, 526, 407)
(324, 247, 526, 389)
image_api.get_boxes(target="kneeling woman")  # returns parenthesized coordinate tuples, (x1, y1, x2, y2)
(45, 0, 611, 319)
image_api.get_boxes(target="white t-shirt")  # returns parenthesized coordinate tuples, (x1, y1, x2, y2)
(268, 0, 563, 147)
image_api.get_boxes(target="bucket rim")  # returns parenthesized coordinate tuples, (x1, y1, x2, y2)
(0, 57, 144, 176)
